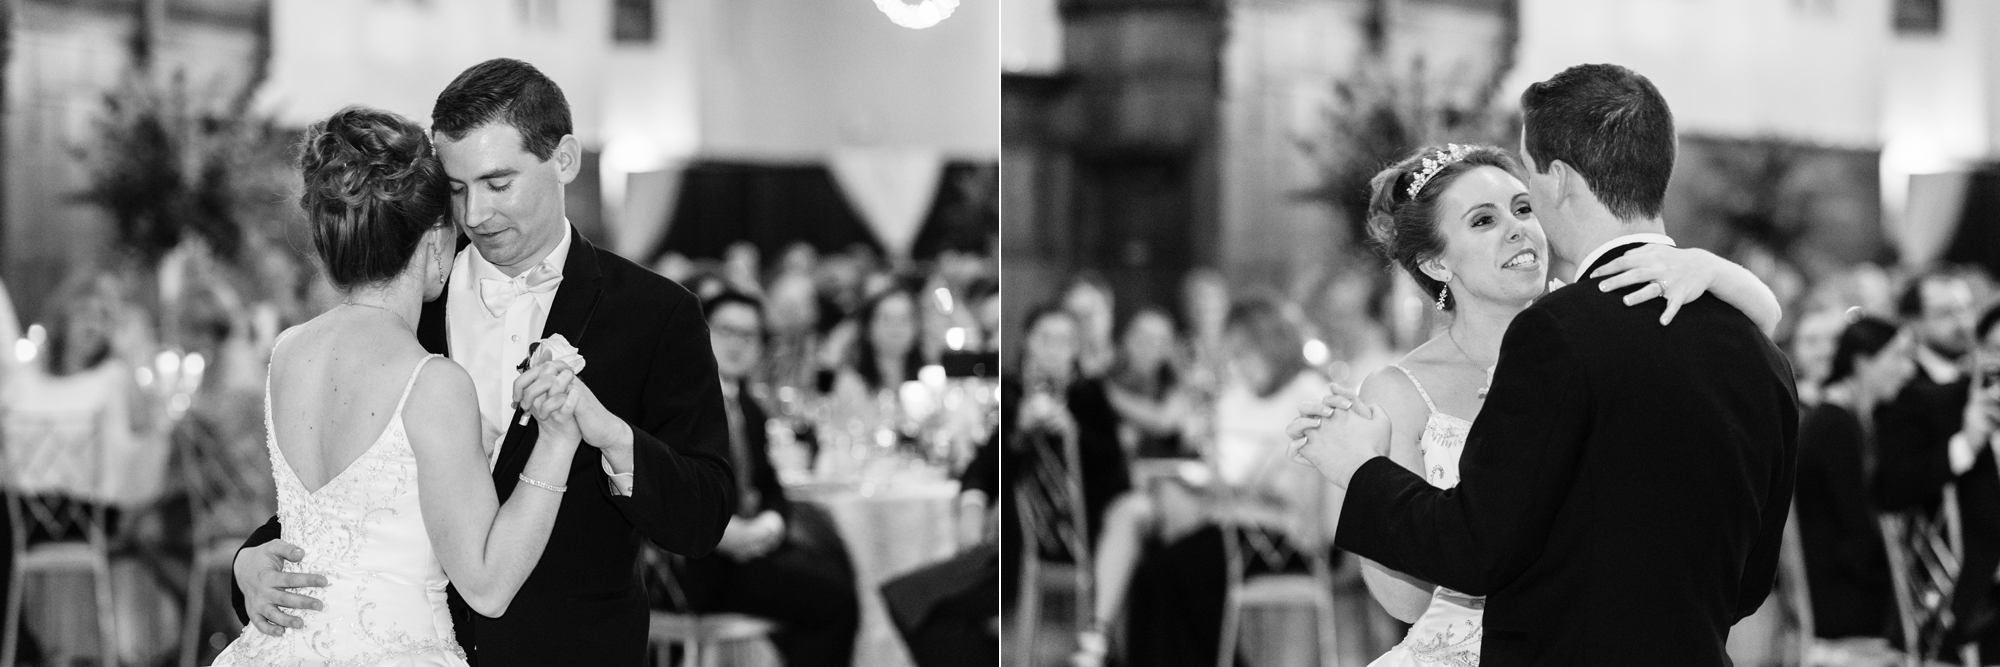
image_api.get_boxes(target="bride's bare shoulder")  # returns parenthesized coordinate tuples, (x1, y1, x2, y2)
(1359, 363, 1427, 423)
(407, 356, 475, 409)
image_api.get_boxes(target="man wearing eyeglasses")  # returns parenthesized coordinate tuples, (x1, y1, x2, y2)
(662, 290, 860, 667)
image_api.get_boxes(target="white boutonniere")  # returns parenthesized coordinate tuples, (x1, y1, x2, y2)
(532, 334, 586, 374)
(516, 334, 587, 426)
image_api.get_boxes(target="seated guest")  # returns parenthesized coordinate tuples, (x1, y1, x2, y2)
(1001, 304, 1131, 607)
(882, 432, 1000, 667)
(1062, 273, 1118, 380)
(1790, 308, 1848, 408)
(668, 291, 861, 667)
(1795, 315, 1909, 642)
(1177, 268, 1231, 402)
(765, 269, 823, 393)
(1096, 297, 1344, 667)
(1875, 276, 2000, 658)
(835, 284, 926, 398)
(2, 272, 162, 661)
(1075, 297, 1336, 667)
(1102, 307, 1192, 459)
(964, 278, 1000, 352)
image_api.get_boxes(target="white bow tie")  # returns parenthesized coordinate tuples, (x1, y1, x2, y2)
(477, 264, 563, 318)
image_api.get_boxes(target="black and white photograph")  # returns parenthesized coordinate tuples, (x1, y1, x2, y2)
(0, 1, 997, 666)
(1003, 0, 2000, 666)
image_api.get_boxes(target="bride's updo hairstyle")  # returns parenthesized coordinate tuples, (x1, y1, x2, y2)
(297, 106, 449, 290)
(1365, 143, 1523, 312)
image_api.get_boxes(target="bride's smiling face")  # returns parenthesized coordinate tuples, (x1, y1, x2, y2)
(1423, 165, 1549, 308)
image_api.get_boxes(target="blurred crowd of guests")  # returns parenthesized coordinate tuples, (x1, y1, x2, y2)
(1785, 263, 2000, 666)
(1008, 256, 2000, 667)
(657, 239, 1001, 667)
(1004, 267, 1375, 667)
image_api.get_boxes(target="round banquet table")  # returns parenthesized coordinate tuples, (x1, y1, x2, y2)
(791, 476, 961, 667)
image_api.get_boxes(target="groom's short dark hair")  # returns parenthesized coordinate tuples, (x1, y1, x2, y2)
(432, 58, 573, 161)
(1521, 64, 1675, 221)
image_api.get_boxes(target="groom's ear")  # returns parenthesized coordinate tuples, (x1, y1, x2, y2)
(1548, 159, 1576, 206)
(551, 134, 583, 185)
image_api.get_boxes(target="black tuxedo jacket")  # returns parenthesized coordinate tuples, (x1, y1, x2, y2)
(234, 230, 737, 666)
(1335, 243, 1800, 666)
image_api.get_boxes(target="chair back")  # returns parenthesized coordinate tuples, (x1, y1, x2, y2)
(639, 542, 694, 612)
(1218, 463, 1331, 578)
(1, 406, 111, 549)
(1011, 424, 1093, 587)
(178, 413, 274, 548)
(1879, 483, 1964, 664)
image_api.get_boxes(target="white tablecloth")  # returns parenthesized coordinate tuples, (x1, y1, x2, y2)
(793, 477, 960, 667)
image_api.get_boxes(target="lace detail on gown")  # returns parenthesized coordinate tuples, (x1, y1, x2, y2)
(212, 348, 469, 667)
(1367, 364, 1484, 667)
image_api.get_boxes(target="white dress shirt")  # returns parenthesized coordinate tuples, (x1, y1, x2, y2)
(1573, 232, 1678, 283)
(1916, 344, 1964, 387)
(444, 225, 635, 496)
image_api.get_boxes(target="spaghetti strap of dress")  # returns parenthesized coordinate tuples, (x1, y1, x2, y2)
(391, 354, 441, 419)
(1388, 363, 1438, 415)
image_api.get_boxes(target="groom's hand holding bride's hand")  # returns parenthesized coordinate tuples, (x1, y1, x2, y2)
(512, 336, 625, 453)
(1287, 382, 1391, 489)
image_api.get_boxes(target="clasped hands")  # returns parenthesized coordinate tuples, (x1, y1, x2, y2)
(1285, 382, 1394, 489)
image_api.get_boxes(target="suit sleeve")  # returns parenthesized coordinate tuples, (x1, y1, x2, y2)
(1873, 382, 1956, 512)
(1734, 390, 1799, 621)
(606, 295, 737, 557)
(1334, 306, 1591, 595)
(229, 514, 284, 624)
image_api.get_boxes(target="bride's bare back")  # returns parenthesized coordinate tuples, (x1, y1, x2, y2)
(268, 310, 437, 493)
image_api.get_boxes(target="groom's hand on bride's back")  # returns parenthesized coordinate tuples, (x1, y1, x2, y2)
(1288, 383, 1392, 488)
(234, 538, 326, 636)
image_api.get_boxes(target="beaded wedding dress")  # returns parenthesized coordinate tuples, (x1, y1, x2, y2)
(1367, 365, 1484, 667)
(213, 352, 470, 667)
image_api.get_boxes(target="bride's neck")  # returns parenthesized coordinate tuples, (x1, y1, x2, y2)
(340, 276, 424, 332)
(1446, 294, 1525, 366)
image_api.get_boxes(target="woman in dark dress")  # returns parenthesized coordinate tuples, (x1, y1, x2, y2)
(1795, 315, 1913, 641)
(1001, 304, 1131, 607)
(1103, 307, 1191, 460)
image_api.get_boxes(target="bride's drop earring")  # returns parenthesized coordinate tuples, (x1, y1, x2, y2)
(1435, 284, 1449, 311)
(434, 243, 447, 286)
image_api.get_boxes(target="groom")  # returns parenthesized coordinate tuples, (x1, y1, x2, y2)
(1296, 64, 1798, 666)
(229, 58, 737, 666)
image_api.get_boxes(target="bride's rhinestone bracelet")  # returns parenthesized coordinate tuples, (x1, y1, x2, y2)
(518, 473, 568, 493)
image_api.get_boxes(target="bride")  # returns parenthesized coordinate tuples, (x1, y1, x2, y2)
(212, 106, 587, 666)
(1312, 143, 1781, 666)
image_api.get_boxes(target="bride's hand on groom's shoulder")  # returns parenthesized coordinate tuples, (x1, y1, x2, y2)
(1590, 245, 1725, 326)
(1289, 383, 1392, 489)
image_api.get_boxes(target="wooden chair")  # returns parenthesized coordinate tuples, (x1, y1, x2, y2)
(1215, 478, 1341, 667)
(1879, 483, 1974, 667)
(1011, 425, 1093, 667)
(176, 415, 269, 667)
(2, 409, 117, 667)
(639, 545, 780, 667)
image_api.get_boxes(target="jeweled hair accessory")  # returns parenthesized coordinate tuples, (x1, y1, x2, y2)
(1405, 143, 1475, 201)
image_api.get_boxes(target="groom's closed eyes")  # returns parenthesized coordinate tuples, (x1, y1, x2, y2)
(449, 167, 521, 195)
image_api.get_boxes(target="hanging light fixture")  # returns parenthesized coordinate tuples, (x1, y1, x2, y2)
(874, 0, 958, 29)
